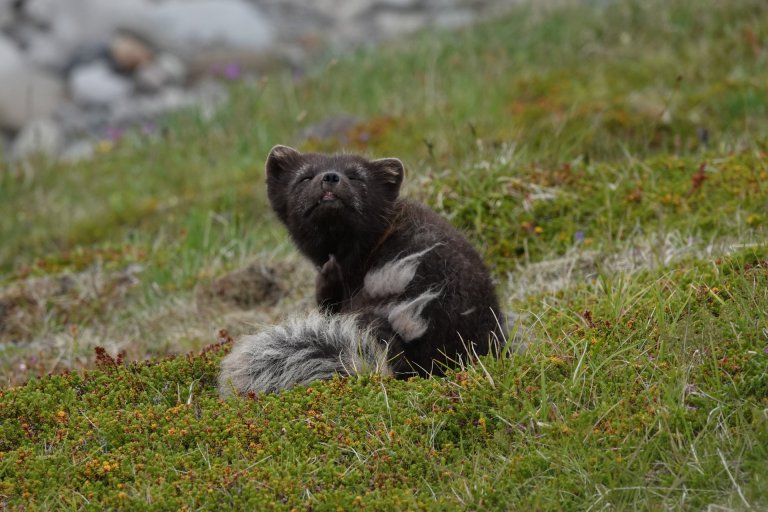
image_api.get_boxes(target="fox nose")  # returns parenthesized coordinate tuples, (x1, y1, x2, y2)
(321, 172, 340, 184)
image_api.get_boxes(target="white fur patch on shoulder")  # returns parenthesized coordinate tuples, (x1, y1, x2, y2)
(364, 244, 440, 298)
(385, 288, 441, 342)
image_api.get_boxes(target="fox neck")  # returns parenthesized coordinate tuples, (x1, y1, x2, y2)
(290, 217, 386, 283)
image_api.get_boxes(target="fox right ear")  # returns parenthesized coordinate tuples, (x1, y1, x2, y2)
(265, 145, 302, 180)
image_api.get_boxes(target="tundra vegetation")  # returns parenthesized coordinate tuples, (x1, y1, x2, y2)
(1, 0, 766, 509)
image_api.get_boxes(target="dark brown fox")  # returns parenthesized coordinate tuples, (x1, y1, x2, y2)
(218, 145, 506, 395)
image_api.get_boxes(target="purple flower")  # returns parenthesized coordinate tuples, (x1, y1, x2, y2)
(104, 126, 123, 143)
(575, 231, 585, 242)
(763, 345, 768, 354)
(224, 63, 241, 80)
(209, 62, 242, 80)
(142, 121, 157, 136)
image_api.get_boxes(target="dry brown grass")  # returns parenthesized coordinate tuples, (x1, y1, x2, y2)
(0, 251, 316, 387)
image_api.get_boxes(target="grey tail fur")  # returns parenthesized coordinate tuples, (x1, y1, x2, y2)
(218, 310, 392, 396)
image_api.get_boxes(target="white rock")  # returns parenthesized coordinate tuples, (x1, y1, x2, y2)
(0, 36, 66, 130)
(137, 0, 275, 59)
(22, 0, 155, 70)
(11, 118, 63, 160)
(0, 0, 14, 29)
(0, 34, 22, 74)
(110, 87, 193, 124)
(135, 53, 188, 92)
(433, 10, 475, 29)
(23, 0, 153, 34)
(60, 139, 96, 163)
(69, 61, 134, 107)
(21, 0, 273, 73)
(109, 82, 226, 124)
(375, 12, 428, 37)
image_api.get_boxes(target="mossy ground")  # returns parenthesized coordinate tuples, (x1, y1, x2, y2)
(1, 0, 767, 509)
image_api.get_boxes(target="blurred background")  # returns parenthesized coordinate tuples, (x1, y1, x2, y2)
(0, 0, 513, 161)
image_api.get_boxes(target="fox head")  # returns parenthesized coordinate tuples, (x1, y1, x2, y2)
(264, 145, 405, 265)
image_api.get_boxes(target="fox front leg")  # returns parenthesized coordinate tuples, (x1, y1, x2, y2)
(316, 255, 345, 313)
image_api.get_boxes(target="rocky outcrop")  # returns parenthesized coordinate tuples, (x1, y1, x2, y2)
(0, 0, 515, 162)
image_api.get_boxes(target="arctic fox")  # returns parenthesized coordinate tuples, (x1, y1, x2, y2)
(218, 145, 506, 395)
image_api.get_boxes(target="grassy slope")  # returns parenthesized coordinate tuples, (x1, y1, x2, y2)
(1, 252, 767, 510)
(1, 0, 767, 509)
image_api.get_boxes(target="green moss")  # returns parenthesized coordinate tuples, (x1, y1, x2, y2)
(422, 149, 767, 273)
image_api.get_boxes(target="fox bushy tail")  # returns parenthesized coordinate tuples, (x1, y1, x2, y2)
(218, 311, 391, 396)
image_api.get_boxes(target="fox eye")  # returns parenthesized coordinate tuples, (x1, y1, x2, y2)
(347, 169, 363, 181)
(293, 175, 313, 190)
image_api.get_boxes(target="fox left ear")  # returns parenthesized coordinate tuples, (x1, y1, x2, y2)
(371, 158, 404, 197)
(265, 145, 303, 223)
(265, 145, 302, 181)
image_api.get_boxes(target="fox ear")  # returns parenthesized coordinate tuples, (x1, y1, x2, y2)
(265, 145, 302, 181)
(265, 145, 302, 223)
(370, 158, 404, 198)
